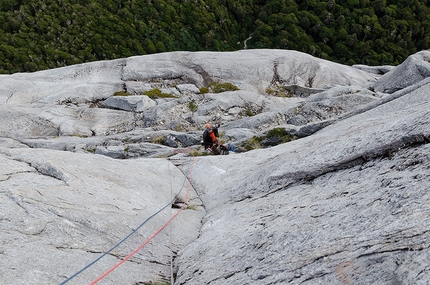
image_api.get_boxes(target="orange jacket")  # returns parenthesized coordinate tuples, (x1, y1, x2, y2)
(209, 131, 217, 143)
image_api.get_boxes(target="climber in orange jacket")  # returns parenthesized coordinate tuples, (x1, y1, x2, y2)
(202, 123, 219, 153)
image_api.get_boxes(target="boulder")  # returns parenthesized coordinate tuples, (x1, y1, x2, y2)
(0, 105, 59, 139)
(287, 86, 379, 126)
(100, 95, 156, 112)
(353, 64, 394, 75)
(373, 50, 430, 93)
(124, 81, 153, 94)
(176, 84, 200, 94)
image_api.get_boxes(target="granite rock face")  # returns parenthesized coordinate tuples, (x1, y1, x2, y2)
(173, 83, 430, 285)
(0, 49, 429, 284)
(0, 49, 378, 152)
(373, 50, 430, 93)
(0, 148, 205, 285)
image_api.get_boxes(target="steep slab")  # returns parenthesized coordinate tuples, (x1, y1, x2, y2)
(174, 76, 430, 284)
(0, 149, 204, 284)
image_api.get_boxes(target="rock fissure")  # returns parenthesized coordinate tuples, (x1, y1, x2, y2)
(148, 260, 168, 266)
(30, 162, 69, 184)
(57, 246, 133, 262)
(299, 271, 330, 284)
(6, 192, 29, 214)
(264, 136, 429, 200)
(16, 222, 47, 236)
(5, 92, 14, 103)
(46, 208, 110, 235)
(271, 61, 282, 86)
(357, 245, 428, 259)
(1, 170, 37, 181)
(179, 61, 211, 86)
(4, 154, 70, 185)
(204, 270, 245, 284)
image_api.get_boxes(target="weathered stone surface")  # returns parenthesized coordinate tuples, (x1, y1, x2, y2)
(125, 81, 153, 95)
(176, 84, 200, 94)
(0, 50, 429, 285)
(100, 95, 156, 112)
(373, 50, 430, 93)
(0, 147, 204, 285)
(0, 59, 126, 105)
(121, 50, 377, 94)
(0, 137, 29, 148)
(140, 90, 304, 133)
(223, 127, 257, 143)
(0, 49, 378, 147)
(58, 107, 143, 136)
(287, 86, 379, 126)
(0, 105, 59, 138)
(95, 142, 179, 159)
(173, 83, 430, 285)
(353, 64, 394, 75)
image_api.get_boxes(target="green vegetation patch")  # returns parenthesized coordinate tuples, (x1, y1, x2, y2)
(174, 124, 184, 132)
(143, 89, 178, 99)
(266, 87, 293, 98)
(189, 150, 210, 156)
(241, 103, 263, 117)
(266, 127, 292, 141)
(152, 135, 166, 145)
(186, 204, 198, 210)
(245, 108, 255, 116)
(147, 281, 170, 285)
(209, 82, 239, 93)
(244, 136, 263, 151)
(188, 101, 198, 112)
(1, 1, 427, 74)
(199, 87, 209, 94)
(244, 127, 293, 151)
(113, 91, 131, 96)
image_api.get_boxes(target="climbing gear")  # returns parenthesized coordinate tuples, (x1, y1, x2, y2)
(219, 144, 229, 155)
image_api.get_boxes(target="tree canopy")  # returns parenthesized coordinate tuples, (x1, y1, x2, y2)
(1, 0, 430, 73)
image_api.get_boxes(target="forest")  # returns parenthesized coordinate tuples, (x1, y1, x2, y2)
(1, 0, 429, 73)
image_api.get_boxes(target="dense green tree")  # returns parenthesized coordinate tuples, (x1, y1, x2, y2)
(1, 0, 430, 73)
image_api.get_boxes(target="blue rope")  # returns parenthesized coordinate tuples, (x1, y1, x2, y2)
(59, 157, 192, 285)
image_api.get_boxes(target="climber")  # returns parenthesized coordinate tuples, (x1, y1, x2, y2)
(202, 123, 220, 154)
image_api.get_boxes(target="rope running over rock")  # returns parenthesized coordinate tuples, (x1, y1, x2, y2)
(59, 156, 194, 285)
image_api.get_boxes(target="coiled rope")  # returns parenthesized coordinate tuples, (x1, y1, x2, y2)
(59, 156, 194, 285)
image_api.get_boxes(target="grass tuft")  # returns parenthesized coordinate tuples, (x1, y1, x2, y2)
(265, 87, 292, 97)
(143, 88, 178, 99)
(244, 136, 263, 151)
(188, 101, 198, 112)
(113, 90, 131, 96)
(189, 150, 210, 156)
(209, 81, 239, 93)
(199, 86, 209, 94)
(152, 135, 166, 145)
(244, 127, 293, 151)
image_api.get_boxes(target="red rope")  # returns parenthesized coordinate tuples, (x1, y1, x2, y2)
(89, 157, 195, 285)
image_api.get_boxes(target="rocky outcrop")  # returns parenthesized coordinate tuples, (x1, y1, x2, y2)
(0, 49, 429, 284)
(373, 50, 430, 93)
(173, 71, 430, 285)
(353, 64, 394, 75)
(0, 147, 205, 285)
(0, 49, 380, 156)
